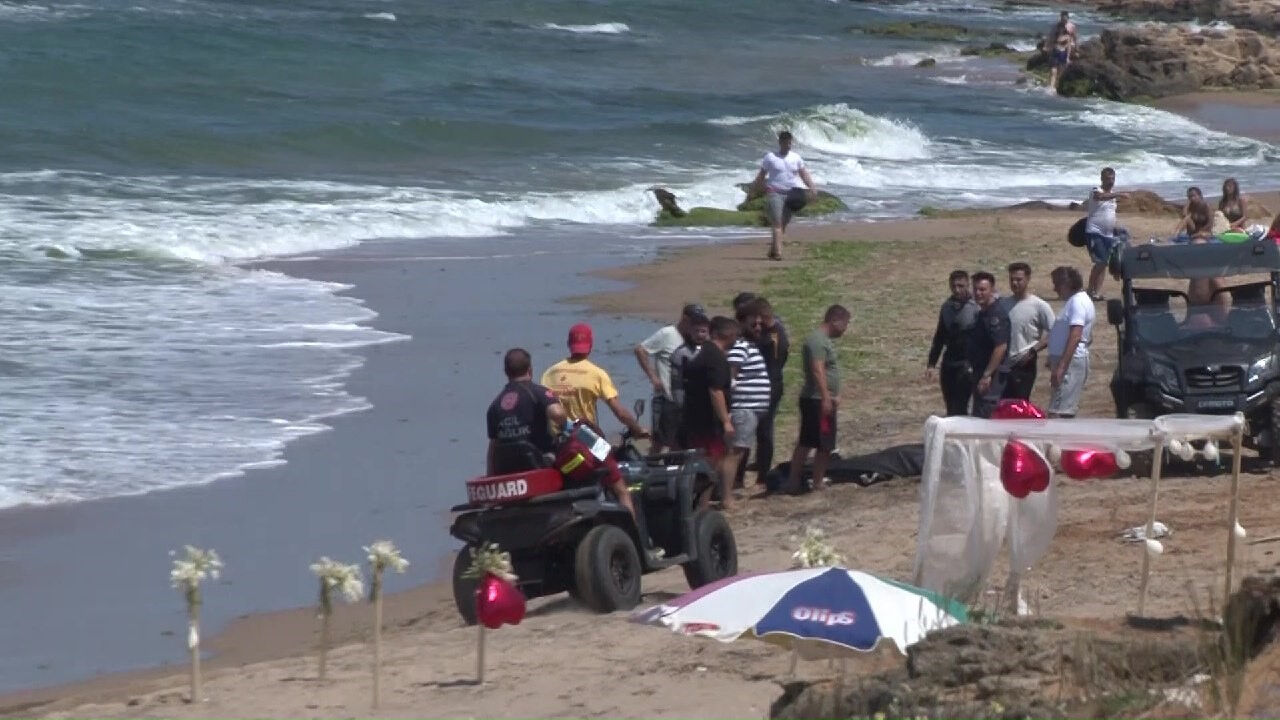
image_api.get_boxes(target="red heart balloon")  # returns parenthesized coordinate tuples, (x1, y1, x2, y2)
(1001, 439, 1050, 498)
(1059, 449, 1119, 480)
(991, 399, 1047, 420)
(475, 574, 526, 629)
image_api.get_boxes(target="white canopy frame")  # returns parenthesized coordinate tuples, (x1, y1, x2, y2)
(913, 413, 1247, 615)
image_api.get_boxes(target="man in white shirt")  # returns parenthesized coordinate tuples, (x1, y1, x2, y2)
(634, 303, 708, 453)
(1046, 265, 1095, 418)
(750, 130, 817, 262)
(1083, 166, 1130, 301)
(999, 262, 1055, 401)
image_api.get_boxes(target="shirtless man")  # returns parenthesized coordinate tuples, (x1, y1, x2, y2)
(1185, 202, 1228, 321)
(1047, 11, 1077, 92)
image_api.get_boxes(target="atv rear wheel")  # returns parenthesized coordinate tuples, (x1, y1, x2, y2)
(574, 525, 642, 612)
(682, 510, 738, 589)
(451, 547, 478, 626)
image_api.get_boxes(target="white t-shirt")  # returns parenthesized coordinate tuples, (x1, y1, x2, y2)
(639, 325, 684, 400)
(761, 151, 807, 194)
(1085, 186, 1116, 237)
(1048, 291, 1094, 359)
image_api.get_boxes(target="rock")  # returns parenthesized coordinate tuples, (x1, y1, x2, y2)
(1055, 26, 1280, 100)
(916, 57, 938, 68)
(651, 184, 846, 227)
(847, 20, 1029, 43)
(653, 207, 763, 227)
(648, 187, 684, 218)
(1086, 0, 1280, 35)
(961, 43, 1022, 58)
(736, 188, 848, 216)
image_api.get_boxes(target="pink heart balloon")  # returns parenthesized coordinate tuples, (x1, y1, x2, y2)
(475, 574, 526, 629)
(1001, 439, 1051, 498)
(1060, 449, 1119, 480)
(991, 399, 1047, 420)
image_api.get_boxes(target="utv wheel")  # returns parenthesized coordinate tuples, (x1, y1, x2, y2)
(1124, 402, 1155, 420)
(1270, 400, 1280, 465)
(682, 510, 738, 589)
(451, 547, 478, 626)
(574, 525, 642, 612)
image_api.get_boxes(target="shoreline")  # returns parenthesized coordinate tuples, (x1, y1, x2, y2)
(1150, 90, 1280, 144)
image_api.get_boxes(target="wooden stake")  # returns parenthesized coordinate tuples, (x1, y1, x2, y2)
(476, 624, 486, 684)
(372, 569, 383, 709)
(1137, 436, 1166, 616)
(318, 580, 331, 682)
(1224, 431, 1244, 611)
(787, 648, 798, 678)
(188, 592, 202, 703)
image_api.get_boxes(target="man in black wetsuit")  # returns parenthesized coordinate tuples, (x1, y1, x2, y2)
(925, 270, 979, 416)
(486, 348, 567, 475)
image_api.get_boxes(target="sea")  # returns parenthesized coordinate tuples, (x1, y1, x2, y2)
(1, 0, 1277, 510)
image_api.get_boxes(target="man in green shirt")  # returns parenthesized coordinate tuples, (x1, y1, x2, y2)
(783, 304, 850, 494)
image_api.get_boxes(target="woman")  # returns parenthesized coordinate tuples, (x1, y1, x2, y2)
(1185, 201, 1229, 326)
(1219, 178, 1247, 231)
(1172, 186, 1203, 237)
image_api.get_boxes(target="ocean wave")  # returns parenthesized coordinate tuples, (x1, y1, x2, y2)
(705, 113, 782, 127)
(866, 46, 965, 67)
(541, 22, 630, 35)
(1053, 101, 1274, 154)
(0, 170, 747, 261)
(362, 11, 395, 21)
(771, 103, 933, 161)
(821, 150, 1186, 190)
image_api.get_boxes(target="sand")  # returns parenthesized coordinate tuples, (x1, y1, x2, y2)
(13, 191, 1280, 718)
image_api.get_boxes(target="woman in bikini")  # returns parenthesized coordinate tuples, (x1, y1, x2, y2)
(1184, 201, 1229, 327)
(1172, 186, 1202, 237)
(1219, 178, 1248, 231)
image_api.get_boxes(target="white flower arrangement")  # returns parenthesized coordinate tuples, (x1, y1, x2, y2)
(462, 542, 517, 582)
(311, 557, 364, 605)
(365, 539, 409, 708)
(364, 540, 410, 576)
(790, 527, 845, 569)
(169, 545, 221, 703)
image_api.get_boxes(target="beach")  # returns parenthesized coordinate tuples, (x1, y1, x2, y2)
(11, 186, 1280, 717)
(3, 0, 1280, 715)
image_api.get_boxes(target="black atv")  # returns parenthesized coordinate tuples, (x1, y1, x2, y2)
(448, 400, 737, 624)
(1108, 239, 1280, 460)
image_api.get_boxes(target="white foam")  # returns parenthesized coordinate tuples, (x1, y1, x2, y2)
(362, 11, 395, 21)
(821, 149, 1186, 190)
(867, 46, 965, 67)
(541, 22, 630, 34)
(706, 113, 782, 127)
(933, 74, 969, 85)
(772, 103, 933, 160)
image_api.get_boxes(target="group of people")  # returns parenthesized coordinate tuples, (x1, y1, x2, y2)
(927, 262, 1095, 419)
(634, 297, 849, 507)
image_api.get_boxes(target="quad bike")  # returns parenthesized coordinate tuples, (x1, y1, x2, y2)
(448, 400, 737, 623)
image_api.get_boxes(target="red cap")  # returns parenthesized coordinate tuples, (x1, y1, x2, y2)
(567, 323, 594, 354)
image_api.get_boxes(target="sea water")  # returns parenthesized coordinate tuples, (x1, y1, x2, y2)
(1, 0, 1277, 508)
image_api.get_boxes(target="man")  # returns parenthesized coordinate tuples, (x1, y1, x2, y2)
(1046, 266, 1094, 418)
(748, 297, 788, 488)
(999, 262, 1055, 401)
(486, 348, 567, 474)
(681, 316, 738, 508)
(1083, 167, 1130, 301)
(926, 270, 979, 416)
(634, 303, 709, 453)
(1047, 10, 1077, 92)
(750, 130, 818, 262)
(722, 301, 772, 504)
(968, 272, 1011, 418)
(542, 323, 649, 439)
(784, 304, 850, 494)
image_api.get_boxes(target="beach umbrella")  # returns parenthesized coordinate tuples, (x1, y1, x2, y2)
(631, 567, 965, 660)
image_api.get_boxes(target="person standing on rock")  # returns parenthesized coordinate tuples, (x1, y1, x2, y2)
(1083, 166, 1129, 301)
(750, 130, 817, 262)
(1047, 10, 1077, 92)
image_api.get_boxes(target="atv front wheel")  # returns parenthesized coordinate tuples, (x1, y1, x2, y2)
(451, 547, 478, 626)
(682, 510, 738, 589)
(574, 525, 642, 612)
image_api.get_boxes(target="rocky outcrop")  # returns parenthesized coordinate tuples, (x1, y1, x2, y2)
(1052, 26, 1280, 100)
(649, 185, 847, 227)
(1090, 0, 1280, 35)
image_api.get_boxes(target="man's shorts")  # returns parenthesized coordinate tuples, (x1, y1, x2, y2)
(797, 398, 836, 452)
(764, 192, 793, 228)
(651, 395, 681, 448)
(1052, 48, 1069, 67)
(729, 408, 762, 450)
(1086, 231, 1119, 266)
(1048, 354, 1089, 416)
(686, 432, 727, 463)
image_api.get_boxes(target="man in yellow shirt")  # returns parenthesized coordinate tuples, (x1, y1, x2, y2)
(542, 323, 650, 439)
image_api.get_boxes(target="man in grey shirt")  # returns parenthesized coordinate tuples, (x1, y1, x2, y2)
(998, 262, 1055, 401)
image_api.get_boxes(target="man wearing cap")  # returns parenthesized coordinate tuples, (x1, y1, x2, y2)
(543, 323, 649, 439)
(634, 303, 708, 454)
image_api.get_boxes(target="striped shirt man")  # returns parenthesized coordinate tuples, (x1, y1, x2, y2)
(727, 339, 772, 411)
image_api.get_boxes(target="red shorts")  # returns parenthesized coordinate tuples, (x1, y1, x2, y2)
(685, 433, 727, 464)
